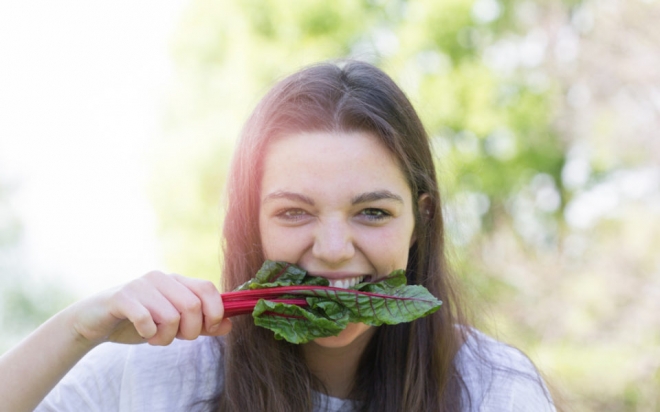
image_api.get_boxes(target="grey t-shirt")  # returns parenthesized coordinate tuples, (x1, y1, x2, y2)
(36, 330, 555, 411)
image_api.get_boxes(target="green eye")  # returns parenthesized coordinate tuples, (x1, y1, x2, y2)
(360, 208, 390, 221)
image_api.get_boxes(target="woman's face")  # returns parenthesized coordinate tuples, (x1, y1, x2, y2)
(259, 130, 417, 349)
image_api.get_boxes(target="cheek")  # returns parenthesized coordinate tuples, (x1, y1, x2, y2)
(360, 226, 413, 268)
(260, 222, 311, 262)
(259, 214, 280, 259)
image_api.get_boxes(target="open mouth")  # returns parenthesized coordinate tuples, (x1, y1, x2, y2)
(327, 275, 370, 288)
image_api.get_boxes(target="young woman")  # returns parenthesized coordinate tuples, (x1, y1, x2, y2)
(0, 61, 556, 411)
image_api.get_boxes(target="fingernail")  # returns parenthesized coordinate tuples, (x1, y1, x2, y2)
(208, 323, 220, 333)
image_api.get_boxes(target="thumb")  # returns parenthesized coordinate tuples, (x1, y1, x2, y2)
(203, 318, 233, 337)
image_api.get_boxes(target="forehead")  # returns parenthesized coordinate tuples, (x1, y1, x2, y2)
(260, 131, 411, 200)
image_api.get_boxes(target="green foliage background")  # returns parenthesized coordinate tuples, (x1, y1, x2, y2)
(149, 1, 660, 410)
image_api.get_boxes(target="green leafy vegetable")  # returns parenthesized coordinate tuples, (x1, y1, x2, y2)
(221, 260, 442, 344)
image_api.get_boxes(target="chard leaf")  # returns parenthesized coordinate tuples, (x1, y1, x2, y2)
(354, 270, 407, 291)
(304, 282, 440, 326)
(245, 260, 442, 344)
(238, 261, 330, 291)
(252, 299, 347, 344)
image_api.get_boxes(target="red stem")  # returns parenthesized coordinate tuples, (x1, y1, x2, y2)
(220, 284, 429, 318)
(221, 285, 398, 301)
(222, 298, 309, 318)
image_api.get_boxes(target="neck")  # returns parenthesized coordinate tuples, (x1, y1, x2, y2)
(302, 326, 375, 399)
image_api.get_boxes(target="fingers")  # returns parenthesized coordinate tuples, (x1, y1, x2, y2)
(143, 285, 184, 346)
(121, 272, 227, 346)
(108, 281, 181, 346)
(114, 293, 158, 340)
(145, 272, 203, 342)
(172, 275, 225, 334)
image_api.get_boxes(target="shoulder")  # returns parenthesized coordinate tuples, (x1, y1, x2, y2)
(455, 329, 556, 412)
(37, 336, 224, 412)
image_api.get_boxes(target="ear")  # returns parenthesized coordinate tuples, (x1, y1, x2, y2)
(411, 193, 432, 247)
(418, 193, 432, 222)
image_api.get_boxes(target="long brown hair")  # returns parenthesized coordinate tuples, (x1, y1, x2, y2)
(217, 60, 469, 411)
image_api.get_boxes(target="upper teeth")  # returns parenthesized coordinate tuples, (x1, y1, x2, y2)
(329, 276, 364, 289)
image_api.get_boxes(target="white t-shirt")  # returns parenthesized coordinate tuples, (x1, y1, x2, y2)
(36, 330, 555, 411)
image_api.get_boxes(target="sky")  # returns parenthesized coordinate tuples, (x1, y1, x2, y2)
(0, 0, 189, 296)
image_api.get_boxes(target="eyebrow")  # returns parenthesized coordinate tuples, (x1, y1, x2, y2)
(262, 191, 315, 206)
(351, 190, 404, 205)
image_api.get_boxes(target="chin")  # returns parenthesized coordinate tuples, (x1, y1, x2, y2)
(312, 323, 374, 349)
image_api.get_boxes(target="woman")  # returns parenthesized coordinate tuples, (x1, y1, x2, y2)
(0, 61, 556, 411)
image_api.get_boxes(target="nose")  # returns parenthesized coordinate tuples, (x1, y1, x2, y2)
(312, 217, 355, 265)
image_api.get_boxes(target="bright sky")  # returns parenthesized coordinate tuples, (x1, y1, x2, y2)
(0, 0, 189, 296)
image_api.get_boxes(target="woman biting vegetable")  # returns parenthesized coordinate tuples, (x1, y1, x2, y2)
(0, 61, 557, 411)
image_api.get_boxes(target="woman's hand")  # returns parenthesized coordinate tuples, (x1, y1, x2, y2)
(71, 272, 232, 347)
(0, 271, 231, 412)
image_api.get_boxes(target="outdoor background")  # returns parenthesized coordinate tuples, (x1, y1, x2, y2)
(1, 0, 659, 410)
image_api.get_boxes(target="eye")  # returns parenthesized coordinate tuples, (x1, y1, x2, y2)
(359, 208, 391, 222)
(276, 208, 309, 222)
